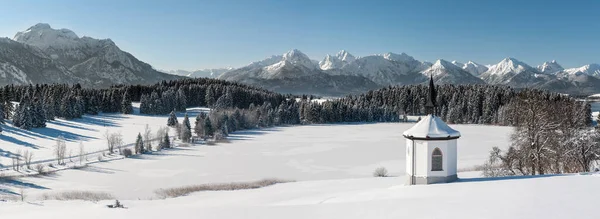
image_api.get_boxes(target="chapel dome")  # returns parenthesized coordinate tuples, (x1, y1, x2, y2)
(403, 115, 461, 140)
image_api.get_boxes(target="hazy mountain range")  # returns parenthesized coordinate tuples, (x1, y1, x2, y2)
(1, 23, 599, 96)
(214, 49, 600, 96)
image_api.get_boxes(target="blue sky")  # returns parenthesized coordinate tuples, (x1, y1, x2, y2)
(0, 0, 598, 70)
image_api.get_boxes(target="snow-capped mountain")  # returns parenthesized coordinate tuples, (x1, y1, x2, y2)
(12, 23, 180, 87)
(0, 37, 83, 85)
(540, 72, 600, 96)
(221, 49, 322, 81)
(564, 64, 600, 77)
(163, 68, 233, 78)
(421, 59, 485, 84)
(319, 50, 356, 70)
(479, 57, 548, 86)
(326, 52, 429, 85)
(462, 61, 489, 76)
(451, 61, 464, 67)
(219, 49, 379, 95)
(537, 60, 564, 74)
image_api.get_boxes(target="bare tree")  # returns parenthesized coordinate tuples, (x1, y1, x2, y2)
(114, 132, 124, 154)
(55, 136, 67, 165)
(15, 149, 22, 171)
(23, 150, 33, 169)
(104, 129, 113, 154)
(155, 126, 168, 151)
(143, 124, 153, 152)
(79, 142, 85, 165)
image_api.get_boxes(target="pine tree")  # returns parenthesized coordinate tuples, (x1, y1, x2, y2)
(194, 113, 205, 137)
(167, 110, 178, 127)
(135, 133, 144, 154)
(181, 113, 192, 142)
(161, 132, 171, 149)
(205, 86, 216, 107)
(176, 88, 187, 112)
(183, 113, 191, 130)
(121, 93, 133, 114)
(203, 117, 214, 137)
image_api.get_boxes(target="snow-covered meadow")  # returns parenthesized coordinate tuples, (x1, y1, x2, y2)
(5, 104, 599, 219)
(1, 122, 511, 200)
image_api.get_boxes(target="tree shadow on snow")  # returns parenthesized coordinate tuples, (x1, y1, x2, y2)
(457, 174, 562, 184)
(0, 134, 39, 149)
(34, 127, 97, 142)
(2, 125, 49, 140)
(75, 166, 122, 174)
(0, 178, 49, 190)
(47, 120, 97, 131)
(72, 115, 121, 128)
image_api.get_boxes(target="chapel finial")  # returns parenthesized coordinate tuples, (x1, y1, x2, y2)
(425, 74, 437, 115)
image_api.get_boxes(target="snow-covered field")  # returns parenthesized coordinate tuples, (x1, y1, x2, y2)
(1, 121, 512, 200)
(3, 173, 600, 219)
(4, 104, 598, 218)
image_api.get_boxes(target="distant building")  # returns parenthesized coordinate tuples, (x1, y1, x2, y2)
(403, 76, 461, 185)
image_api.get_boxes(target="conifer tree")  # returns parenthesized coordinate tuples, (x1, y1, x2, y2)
(203, 117, 214, 137)
(121, 93, 133, 114)
(194, 113, 205, 137)
(161, 132, 171, 149)
(183, 113, 191, 130)
(167, 110, 178, 127)
(135, 133, 144, 154)
(181, 113, 192, 142)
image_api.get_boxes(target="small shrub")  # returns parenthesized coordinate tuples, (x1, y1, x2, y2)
(35, 164, 45, 174)
(373, 167, 388, 177)
(41, 191, 114, 201)
(122, 148, 133, 158)
(155, 178, 291, 199)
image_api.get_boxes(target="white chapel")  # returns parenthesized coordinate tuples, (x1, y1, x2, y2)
(403, 77, 461, 185)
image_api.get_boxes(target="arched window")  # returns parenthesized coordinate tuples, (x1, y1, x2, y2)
(431, 148, 443, 171)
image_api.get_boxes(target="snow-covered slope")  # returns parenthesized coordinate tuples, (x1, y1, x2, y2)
(12, 23, 180, 87)
(564, 64, 600, 77)
(421, 59, 485, 84)
(537, 60, 564, 74)
(479, 57, 549, 86)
